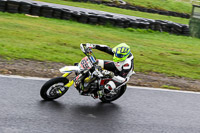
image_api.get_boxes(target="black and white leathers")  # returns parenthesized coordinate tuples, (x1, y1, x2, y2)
(95, 44, 134, 84)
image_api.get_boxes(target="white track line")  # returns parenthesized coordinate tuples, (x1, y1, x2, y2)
(128, 86, 200, 95)
(0, 74, 49, 81)
(1, 74, 200, 95)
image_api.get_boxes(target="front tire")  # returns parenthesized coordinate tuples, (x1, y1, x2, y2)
(40, 77, 69, 100)
(100, 84, 127, 103)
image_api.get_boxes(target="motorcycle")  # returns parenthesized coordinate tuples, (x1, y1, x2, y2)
(40, 45, 135, 103)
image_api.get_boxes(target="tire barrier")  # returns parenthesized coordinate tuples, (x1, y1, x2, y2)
(72, 0, 190, 19)
(0, 0, 190, 36)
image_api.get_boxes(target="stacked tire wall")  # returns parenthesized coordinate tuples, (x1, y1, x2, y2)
(0, 0, 190, 36)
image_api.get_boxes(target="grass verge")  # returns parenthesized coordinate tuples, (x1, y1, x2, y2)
(123, 0, 192, 14)
(0, 12, 199, 80)
(161, 85, 181, 90)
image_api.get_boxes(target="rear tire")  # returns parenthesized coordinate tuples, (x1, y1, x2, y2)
(40, 77, 69, 100)
(100, 84, 127, 103)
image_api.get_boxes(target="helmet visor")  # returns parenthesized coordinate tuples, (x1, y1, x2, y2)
(115, 53, 125, 58)
(115, 51, 130, 58)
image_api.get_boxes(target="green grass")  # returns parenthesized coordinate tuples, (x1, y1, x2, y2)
(38, 0, 193, 14)
(123, 0, 192, 13)
(36, 0, 190, 25)
(0, 12, 200, 80)
(161, 85, 181, 90)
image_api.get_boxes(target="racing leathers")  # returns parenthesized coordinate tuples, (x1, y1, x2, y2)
(93, 44, 134, 92)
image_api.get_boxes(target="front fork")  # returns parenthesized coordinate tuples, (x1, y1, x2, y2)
(62, 73, 74, 88)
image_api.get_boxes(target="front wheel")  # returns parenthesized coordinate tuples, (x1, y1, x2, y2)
(100, 84, 127, 103)
(40, 77, 69, 100)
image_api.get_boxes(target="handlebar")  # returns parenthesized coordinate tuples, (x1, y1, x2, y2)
(80, 44, 106, 78)
(81, 44, 97, 65)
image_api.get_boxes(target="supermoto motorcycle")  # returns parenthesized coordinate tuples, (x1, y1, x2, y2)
(40, 45, 134, 103)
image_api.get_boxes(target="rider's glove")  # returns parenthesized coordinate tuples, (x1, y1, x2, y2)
(80, 43, 96, 49)
(80, 43, 96, 53)
(80, 43, 86, 53)
(102, 70, 114, 78)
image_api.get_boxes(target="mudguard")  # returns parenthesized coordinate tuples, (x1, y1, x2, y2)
(59, 66, 80, 73)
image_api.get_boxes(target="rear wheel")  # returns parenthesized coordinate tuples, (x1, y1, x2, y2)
(100, 84, 127, 103)
(40, 77, 69, 100)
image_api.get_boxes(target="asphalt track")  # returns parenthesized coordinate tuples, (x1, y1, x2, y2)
(0, 75, 200, 133)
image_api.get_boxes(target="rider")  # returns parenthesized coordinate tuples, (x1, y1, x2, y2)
(80, 43, 134, 94)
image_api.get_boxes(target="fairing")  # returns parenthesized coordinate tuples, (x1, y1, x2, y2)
(59, 66, 80, 73)
(78, 56, 95, 70)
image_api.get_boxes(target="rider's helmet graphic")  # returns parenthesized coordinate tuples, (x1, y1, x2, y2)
(112, 43, 131, 62)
